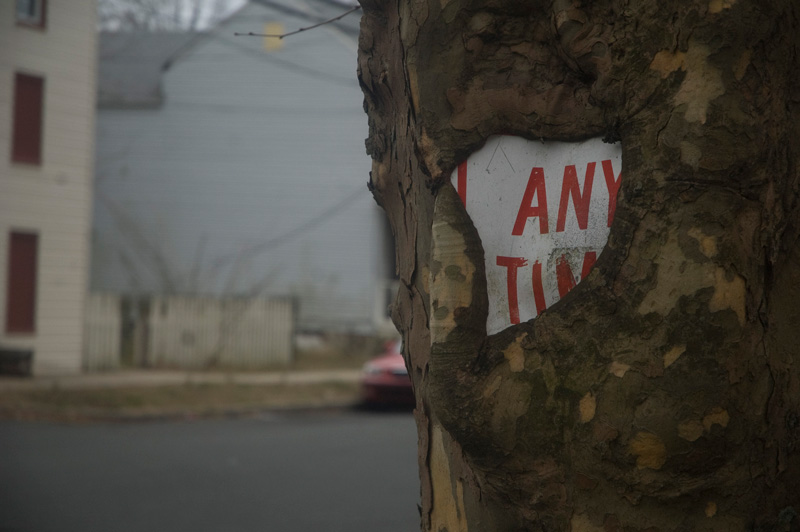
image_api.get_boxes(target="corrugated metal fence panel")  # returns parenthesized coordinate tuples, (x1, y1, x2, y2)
(148, 295, 215, 368)
(84, 294, 293, 370)
(147, 296, 294, 368)
(83, 293, 121, 371)
(218, 298, 295, 367)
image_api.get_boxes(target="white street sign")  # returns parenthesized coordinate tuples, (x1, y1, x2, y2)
(450, 135, 622, 335)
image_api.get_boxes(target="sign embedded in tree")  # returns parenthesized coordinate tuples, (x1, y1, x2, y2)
(450, 136, 622, 335)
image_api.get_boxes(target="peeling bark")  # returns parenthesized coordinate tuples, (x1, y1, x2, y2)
(358, 0, 800, 530)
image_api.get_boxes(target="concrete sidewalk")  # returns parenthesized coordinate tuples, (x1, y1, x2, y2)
(0, 369, 363, 392)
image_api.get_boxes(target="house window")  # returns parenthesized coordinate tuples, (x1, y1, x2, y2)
(5, 231, 39, 334)
(15, 0, 46, 28)
(11, 73, 45, 165)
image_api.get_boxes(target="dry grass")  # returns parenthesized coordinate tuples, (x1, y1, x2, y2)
(0, 337, 389, 423)
(0, 381, 361, 423)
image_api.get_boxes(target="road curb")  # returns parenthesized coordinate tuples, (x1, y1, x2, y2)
(0, 399, 368, 424)
(0, 369, 363, 392)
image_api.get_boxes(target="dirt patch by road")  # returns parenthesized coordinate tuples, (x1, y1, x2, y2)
(0, 381, 361, 423)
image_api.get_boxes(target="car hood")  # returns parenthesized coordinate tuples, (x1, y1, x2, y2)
(364, 352, 406, 372)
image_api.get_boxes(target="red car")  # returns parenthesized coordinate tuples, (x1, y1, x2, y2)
(360, 340, 414, 407)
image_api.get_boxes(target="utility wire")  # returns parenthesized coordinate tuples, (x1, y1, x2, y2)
(214, 35, 355, 86)
(206, 184, 368, 273)
(234, 5, 360, 39)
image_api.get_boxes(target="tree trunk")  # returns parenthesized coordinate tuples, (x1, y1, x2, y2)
(357, 1, 800, 530)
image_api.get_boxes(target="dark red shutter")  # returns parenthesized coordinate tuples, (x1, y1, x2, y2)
(11, 73, 44, 165)
(40, 0, 47, 29)
(5, 232, 38, 334)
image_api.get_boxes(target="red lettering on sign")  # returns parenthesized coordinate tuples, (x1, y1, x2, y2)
(581, 251, 597, 279)
(457, 161, 467, 207)
(498, 251, 599, 324)
(512, 167, 549, 235)
(602, 159, 621, 227)
(556, 162, 595, 232)
(531, 260, 547, 316)
(556, 251, 597, 299)
(497, 256, 527, 324)
(556, 254, 576, 298)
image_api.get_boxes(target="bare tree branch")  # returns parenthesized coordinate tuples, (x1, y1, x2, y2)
(234, 5, 360, 40)
(97, 0, 236, 31)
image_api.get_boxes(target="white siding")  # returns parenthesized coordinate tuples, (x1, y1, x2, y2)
(0, 1, 97, 375)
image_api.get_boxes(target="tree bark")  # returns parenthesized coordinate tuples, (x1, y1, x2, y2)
(358, 1, 800, 530)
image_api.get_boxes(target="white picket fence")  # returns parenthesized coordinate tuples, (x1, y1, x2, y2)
(83, 294, 295, 370)
(147, 295, 295, 368)
(84, 293, 122, 371)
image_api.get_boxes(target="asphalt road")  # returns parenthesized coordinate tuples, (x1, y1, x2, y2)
(0, 410, 419, 532)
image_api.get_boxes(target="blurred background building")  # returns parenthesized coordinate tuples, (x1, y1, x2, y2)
(2, 0, 397, 376)
(0, 1, 98, 375)
(91, 0, 396, 341)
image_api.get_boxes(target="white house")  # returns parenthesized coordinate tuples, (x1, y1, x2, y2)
(0, 0, 98, 375)
(91, 0, 396, 337)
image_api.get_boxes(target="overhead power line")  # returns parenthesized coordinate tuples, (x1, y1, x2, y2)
(234, 5, 360, 39)
(207, 184, 368, 273)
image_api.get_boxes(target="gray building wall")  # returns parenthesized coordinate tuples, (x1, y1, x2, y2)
(92, 1, 394, 335)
